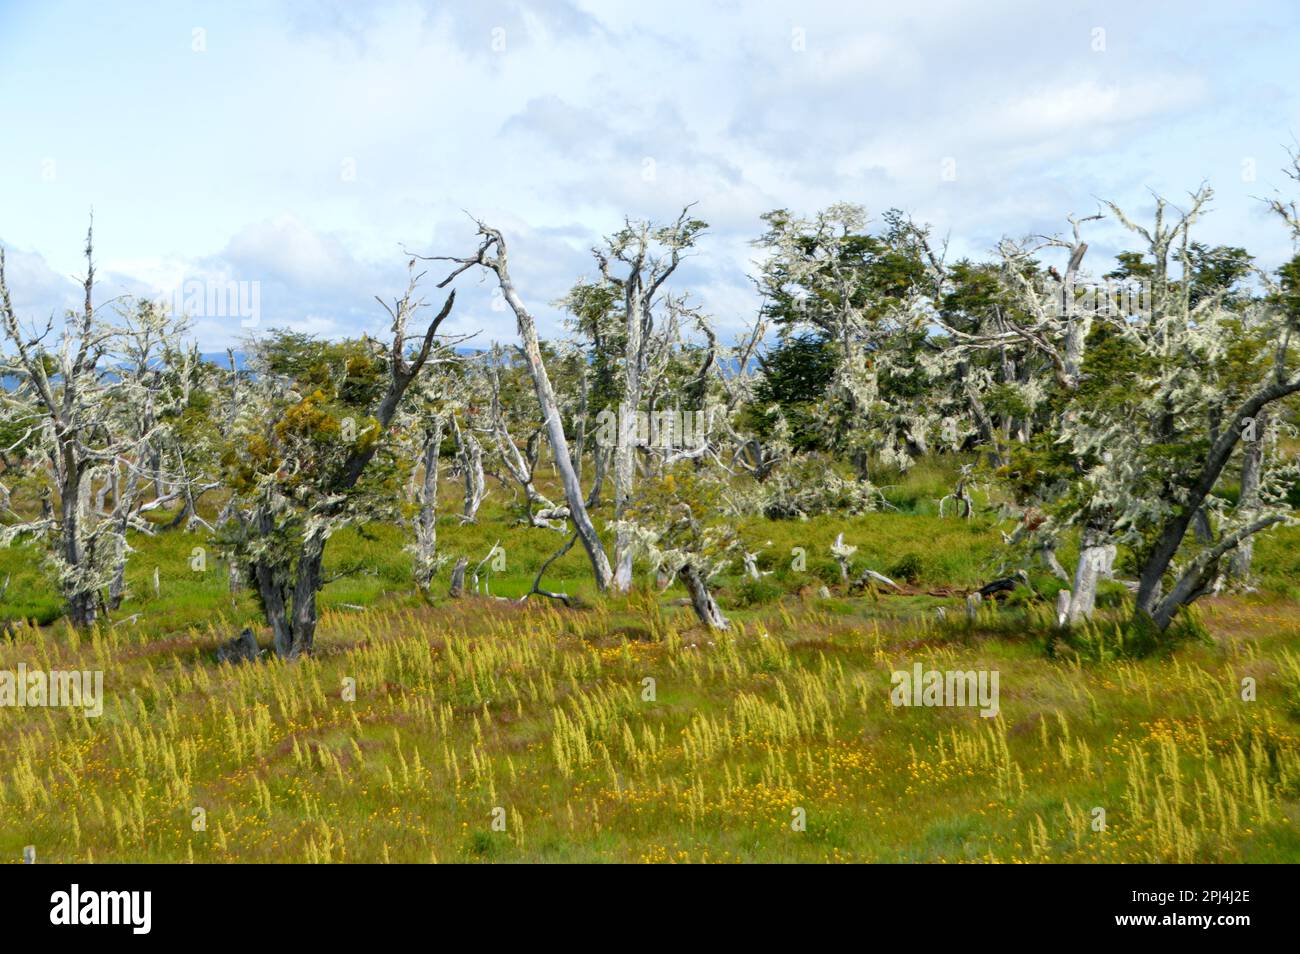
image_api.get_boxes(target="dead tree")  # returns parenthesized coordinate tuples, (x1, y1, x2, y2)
(593, 208, 705, 591)
(483, 346, 568, 529)
(451, 414, 486, 523)
(428, 224, 614, 591)
(412, 413, 445, 592)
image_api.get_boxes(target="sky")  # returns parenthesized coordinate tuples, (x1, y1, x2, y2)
(1, 0, 1299, 350)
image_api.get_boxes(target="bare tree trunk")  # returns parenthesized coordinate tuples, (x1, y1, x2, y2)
(679, 562, 728, 630)
(1192, 507, 1213, 544)
(1066, 523, 1108, 625)
(252, 508, 293, 656)
(453, 418, 485, 523)
(1041, 544, 1070, 582)
(571, 366, 589, 482)
(449, 556, 467, 598)
(1145, 514, 1284, 629)
(60, 464, 96, 627)
(957, 357, 1002, 466)
(1058, 226, 1093, 391)
(600, 215, 695, 591)
(93, 472, 110, 515)
(414, 417, 443, 592)
(587, 443, 608, 507)
(107, 540, 128, 611)
(287, 531, 326, 658)
(105, 464, 144, 612)
(253, 559, 291, 655)
(491, 414, 565, 527)
(439, 230, 612, 590)
(1230, 410, 1267, 583)
(613, 301, 643, 592)
(1136, 378, 1300, 624)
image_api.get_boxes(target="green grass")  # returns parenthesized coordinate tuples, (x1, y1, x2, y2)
(2, 470, 1299, 863)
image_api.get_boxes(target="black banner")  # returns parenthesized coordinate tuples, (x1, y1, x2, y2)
(0, 863, 1285, 941)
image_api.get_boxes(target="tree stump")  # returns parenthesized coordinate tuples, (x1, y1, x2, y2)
(449, 557, 468, 598)
(216, 627, 260, 664)
(1055, 590, 1071, 628)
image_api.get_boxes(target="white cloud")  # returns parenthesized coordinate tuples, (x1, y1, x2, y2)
(2, 1, 1296, 351)
(223, 216, 367, 290)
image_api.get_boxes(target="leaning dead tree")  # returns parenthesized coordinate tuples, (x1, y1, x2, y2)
(428, 223, 615, 592)
(482, 345, 568, 529)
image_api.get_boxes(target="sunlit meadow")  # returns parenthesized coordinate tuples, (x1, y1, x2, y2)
(3, 466, 1299, 864)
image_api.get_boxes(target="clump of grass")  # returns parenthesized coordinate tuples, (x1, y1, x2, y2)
(886, 553, 925, 584)
(1279, 651, 1300, 720)
(1053, 602, 1211, 662)
(731, 576, 784, 608)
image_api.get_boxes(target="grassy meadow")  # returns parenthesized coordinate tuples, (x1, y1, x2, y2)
(3, 463, 1300, 863)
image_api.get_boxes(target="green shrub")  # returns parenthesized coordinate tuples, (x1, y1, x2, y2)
(812, 559, 842, 586)
(732, 576, 784, 608)
(1055, 604, 1210, 661)
(887, 552, 925, 584)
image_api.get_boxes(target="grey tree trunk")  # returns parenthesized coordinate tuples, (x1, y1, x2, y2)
(492, 414, 564, 527)
(449, 556, 467, 598)
(613, 297, 644, 593)
(288, 532, 326, 658)
(414, 417, 443, 592)
(1135, 377, 1300, 626)
(1041, 544, 1071, 582)
(1066, 523, 1109, 625)
(106, 465, 142, 612)
(107, 539, 128, 610)
(490, 253, 613, 590)
(571, 367, 589, 482)
(587, 443, 608, 507)
(253, 508, 293, 657)
(1230, 411, 1267, 583)
(454, 418, 485, 523)
(679, 562, 728, 630)
(93, 475, 110, 515)
(60, 463, 96, 627)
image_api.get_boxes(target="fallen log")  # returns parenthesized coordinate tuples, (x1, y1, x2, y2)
(850, 568, 903, 593)
(975, 570, 1031, 600)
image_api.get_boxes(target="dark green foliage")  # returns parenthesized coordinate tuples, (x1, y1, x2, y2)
(1179, 243, 1254, 307)
(747, 333, 837, 451)
(731, 575, 783, 608)
(886, 552, 925, 584)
